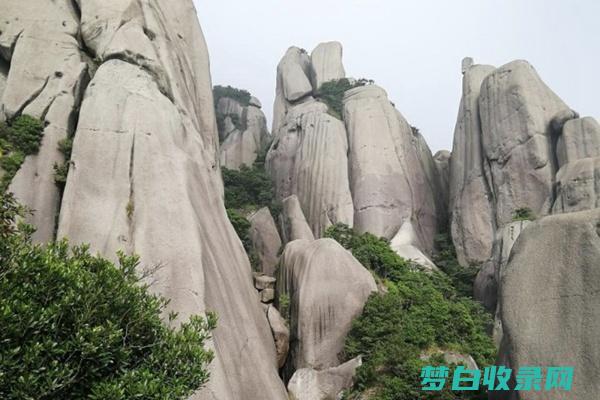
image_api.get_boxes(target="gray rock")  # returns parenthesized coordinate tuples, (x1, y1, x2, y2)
(461, 57, 474, 74)
(217, 97, 270, 170)
(53, 2, 287, 398)
(278, 239, 376, 370)
(449, 62, 496, 267)
(0, 59, 7, 120)
(287, 357, 362, 400)
(344, 84, 439, 253)
(254, 274, 277, 291)
(390, 221, 439, 272)
(266, 305, 290, 369)
(479, 60, 572, 226)
(556, 117, 600, 168)
(267, 100, 354, 237)
(0, 0, 88, 243)
(551, 108, 579, 134)
(249, 208, 282, 276)
(433, 150, 451, 213)
(310, 41, 346, 92)
(249, 96, 262, 108)
(278, 47, 313, 103)
(261, 288, 276, 303)
(474, 220, 531, 315)
(498, 209, 600, 400)
(279, 195, 316, 244)
(554, 157, 600, 213)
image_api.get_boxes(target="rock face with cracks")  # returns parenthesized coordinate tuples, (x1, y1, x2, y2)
(497, 210, 600, 400)
(0, 1, 290, 399)
(248, 207, 282, 276)
(449, 61, 496, 267)
(0, 0, 88, 243)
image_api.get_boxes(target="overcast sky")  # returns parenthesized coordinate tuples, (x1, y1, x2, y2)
(194, 0, 599, 152)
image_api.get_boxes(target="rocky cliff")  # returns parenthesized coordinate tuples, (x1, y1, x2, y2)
(2, 2, 598, 398)
(0, 1, 286, 399)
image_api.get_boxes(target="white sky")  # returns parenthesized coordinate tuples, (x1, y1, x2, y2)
(194, 0, 600, 152)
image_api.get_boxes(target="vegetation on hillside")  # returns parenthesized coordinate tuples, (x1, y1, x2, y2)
(325, 224, 495, 400)
(432, 233, 479, 298)
(316, 78, 374, 120)
(53, 137, 73, 188)
(512, 207, 535, 222)
(222, 150, 279, 269)
(0, 192, 216, 400)
(0, 115, 44, 192)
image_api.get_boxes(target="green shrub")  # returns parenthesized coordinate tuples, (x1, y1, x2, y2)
(316, 78, 373, 120)
(512, 207, 535, 221)
(0, 115, 44, 192)
(432, 233, 479, 298)
(325, 224, 496, 400)
(213, 85, 252, 107)
(227, 209, 252, 250)
(277, 293, 291, 326)
(223, 165, 274, 212)
(0, 192, 216, 400)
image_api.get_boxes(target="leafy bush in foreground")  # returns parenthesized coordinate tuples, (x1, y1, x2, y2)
(0, 115, 44, 192)
(325, 224, 495, 400)
(0, 193, 216, 400)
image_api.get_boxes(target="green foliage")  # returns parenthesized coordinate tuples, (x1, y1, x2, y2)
(53, 138, 74, 188)
(0, 192, 216, 400)
(213, 85, 252, 107)
(325, 223, 409, 282)
(222, 165, 275, 213)
(432, 233, 479, 298)
(512, 207, 535, 221)
(325, 224, 496, 400)
(0, 115, 44, 192)
(277, 293, 291, 326)
(316, 78, 373, 120)
(227, 209, 252, 251)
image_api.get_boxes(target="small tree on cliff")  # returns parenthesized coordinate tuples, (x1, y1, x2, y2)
(0, 192, 216, 400)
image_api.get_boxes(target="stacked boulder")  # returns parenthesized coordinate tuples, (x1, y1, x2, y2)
(267, 42, 444, 257)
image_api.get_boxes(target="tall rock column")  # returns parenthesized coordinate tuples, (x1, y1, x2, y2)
(267, 43, 354, 238)
(449, 60, 496, 266)
(343, 85, 439, 252)
(55, 1, 287, 399)
(479, 60, 572, 226)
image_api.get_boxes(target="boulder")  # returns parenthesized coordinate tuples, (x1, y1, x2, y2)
(479, 60, 572, 226)
(277, 47, 313, 103)
(556, 117, 600, 168)
(266, 305, 290, 369)
(249, 208, 282, 276)
(553, 157, 600, 213)
(474, 220, 531, 315)
(249, 96, 262, 108)
(217, 97, 270, 170)
(267, 100, 354, 237)
(279, 195, 316, 243)
(254, 274, 277, 291)
(390, 221, 439, 272)
(277, 239, 377, 371)
(421, 350, 478, 370)
(449, 62, 496, 267)
(54, 2, 288, 398)
(0, 60, 7, 120)
(344, 84, 438, 252)
(261, 288, 276, 303)
(498, 209, 600, 400)
(310, 41, 346, 92)
(287, 357, 362, 400)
